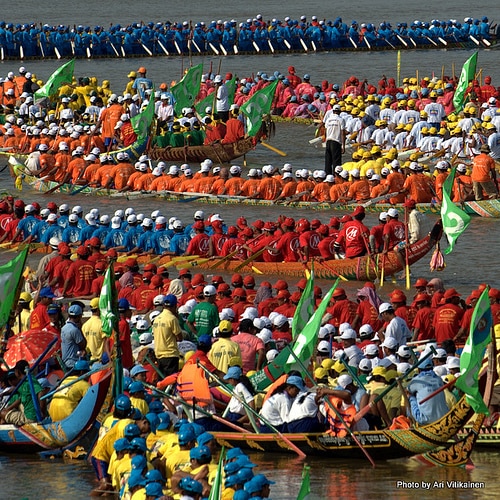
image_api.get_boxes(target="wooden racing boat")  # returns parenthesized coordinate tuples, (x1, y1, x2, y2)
(211, 393, 475, 460)
(172, 221, 442, 281)
(0, 370, 111, 454)
(149, 136, 257, 164)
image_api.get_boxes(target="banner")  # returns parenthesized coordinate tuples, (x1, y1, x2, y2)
(0, 247, 29, 329)
(440, 167, 471, 254)
(99, 263, 118, 337)
(455, 288, 491, 414)
(131, 92, 155, 140)
(285, 278, 340, 372)
(291, 268, 315, 340)
(170, 63, 203, 115)
(240, 79, 278, 136)
(452, 52, 478, 113)
(34, 59, 75, 101)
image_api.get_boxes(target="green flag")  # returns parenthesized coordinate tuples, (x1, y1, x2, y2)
(34, 59, 75, 101)
(291, 269, 315, 340)
(171, 63, 203, 115)
(452, 52, 478, 113)
(131, 93, 155, 141)
(240, 79, 278, 136)
(99, 264, 118, 337)
(207, 446, 225, 500)
(285, 278, 340, 372)
(455, 288, 491, 414)
(296, 464, 311, 500)
(440, 167, 471, 254)
(0, 247, 29, 329)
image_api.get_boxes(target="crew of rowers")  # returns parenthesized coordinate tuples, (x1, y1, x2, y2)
(6, 250, 500, 497)
(0, 15, 495, 60)
(0, 196, 435, 267)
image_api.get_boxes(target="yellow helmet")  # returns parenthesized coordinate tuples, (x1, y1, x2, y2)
(438, 128, 447, 135)
(429, 127, 437, 135)
(371, 145, 381, 154)
(102, 80, 110, 88)
(351, 107, 360, 115)
(127, 71, 137, 78)
(19, 292, 33, 303)
(362, 151, 372, 159)
(398, 100, 407, 108)
(430, 91, 438, 98)
(447, 113, 457, 122)
(420, 110, 428, 118)
(404, 123, 413, 132)
(407, 99, 416, 108)
(382, 96, 392, 105)
(367, 94, 375, 102)
(421, 127, 429, 135)
(483, 115, 492, 122)
(396, 123, 405, 130)
(345, 105, 353, 113)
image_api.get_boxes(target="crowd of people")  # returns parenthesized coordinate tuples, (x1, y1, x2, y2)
(2, 229, 500, 497)
(0, 196, 435, 267)
(0, 15, 496, 59)
(1, 64, 500, 205)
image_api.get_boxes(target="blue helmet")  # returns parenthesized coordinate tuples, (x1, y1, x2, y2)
(115, 394, 132, 412)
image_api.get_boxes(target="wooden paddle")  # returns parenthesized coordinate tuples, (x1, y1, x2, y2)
(209, 248, 240, 269)
(197, 362, 306, 459)
(260, 141, 287, 157)
(233, 247, 266, 272)
(404, 205, 411, 290)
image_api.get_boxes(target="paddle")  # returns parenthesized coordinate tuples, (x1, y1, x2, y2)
(379, 254, 385, 287)
(404, 204, 411, 290)
(362, 192, 399, 208)
(287, 348, 375, 468)
(260, 141, 287, 157)
(70, 183, 90, 196)
(209, 247, 240, 269)
(317, 260, 348, 281)
(197, 361, 306, 458)
(233, 247, 266, 272)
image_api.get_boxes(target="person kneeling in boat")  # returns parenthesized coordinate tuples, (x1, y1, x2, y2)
(404, 355, 448, 425)
(258, 375, 304, 433)
(334, 206, 371, 259)
(286, 382, 326, 433)
(48, 359, 91, 422)
(317, 374, 370, 435)
(223, 366, 256, 426)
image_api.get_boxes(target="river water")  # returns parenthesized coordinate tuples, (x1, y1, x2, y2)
(2, 0, 500, 498)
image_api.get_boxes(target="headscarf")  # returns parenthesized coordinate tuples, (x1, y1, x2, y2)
(356, 286, 382, 312)
(167, 278, 185, 299)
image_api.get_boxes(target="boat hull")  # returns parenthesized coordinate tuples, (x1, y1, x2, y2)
(149, 136, 256, 164)
(0, 371, 111, 454)
(176, 221, 442, 280)
(212, 395, 473, 459)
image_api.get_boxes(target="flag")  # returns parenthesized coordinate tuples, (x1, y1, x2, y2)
(34, 59, 75, 101)
(240, 79, 279, 136)
(452, 52, 478, 113)
(208, 446, 225, 500)
(131, 93, 155, 141)
(291, 268, 315, 340)
(440, 167, 471, 254)
(171, 63, 203, 115)
(285, 278, 340, 371)
(99, 263, 118, 337)
(296, 465, 311, 500)
(0, 248, 29, 329)
(455, 288, 492, 414)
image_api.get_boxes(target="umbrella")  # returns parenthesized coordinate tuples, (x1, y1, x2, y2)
(3, 329, 60, 368)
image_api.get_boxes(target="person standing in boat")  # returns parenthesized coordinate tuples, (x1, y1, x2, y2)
(322, 103, 346, 176)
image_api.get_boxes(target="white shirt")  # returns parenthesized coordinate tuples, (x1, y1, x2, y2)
(228, 382, 254, 415)
(385, 316, 411, 346)
(287, 392, 318, 422)
(323, 111, 345, 143)
(259, 392, 292, 426)
(216, 83, 229, 112)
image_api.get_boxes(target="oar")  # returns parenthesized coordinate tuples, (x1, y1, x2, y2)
(287, 348, 375, 467)
(419, 376, 459, 404)
(424, 35, 438, 47)
(379, 254, 385, 287)
(197, 361, 306, 459)
(362, 192, 398, 207)
(44, 178, 69, 195)
(233, 247, 266, 272)
(260, 141, 287, 157)
(209, 248, 240, 269)
(70, 183, 90, 196)
(404, 204, 411, 290)
(317, 259, 348, 281)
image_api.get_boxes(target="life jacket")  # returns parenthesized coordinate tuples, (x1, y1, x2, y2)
(389, 415, 412, 430)
(324, 396, 356, 437)
(176, 364, 212, 408)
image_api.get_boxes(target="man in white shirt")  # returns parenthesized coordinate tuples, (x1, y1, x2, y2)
(322, 104, 346, 176)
